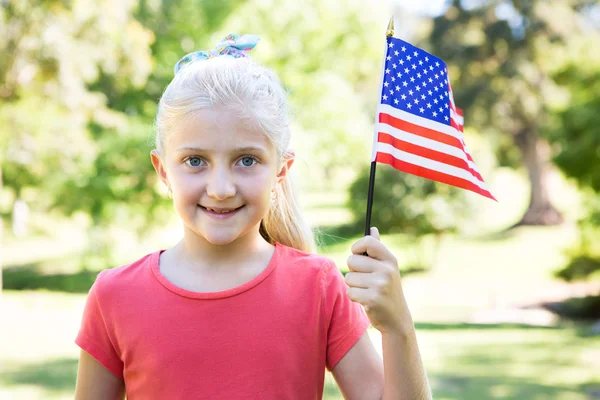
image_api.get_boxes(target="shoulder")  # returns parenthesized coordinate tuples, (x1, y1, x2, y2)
(274, 243, 341, 289)
(92, 251, 159, 295)
(276, 243, 337, 274)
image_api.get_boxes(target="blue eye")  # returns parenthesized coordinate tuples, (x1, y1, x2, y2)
(239, 156, 257, 167)
(186, 157, 203, 167)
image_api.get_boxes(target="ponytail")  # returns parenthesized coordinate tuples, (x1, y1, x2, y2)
(259, 159, 315, 253)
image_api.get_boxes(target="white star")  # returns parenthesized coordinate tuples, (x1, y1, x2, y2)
(394, 98, 399, 105)
(395, 85, 400, 91)
(408, 90, 414, 96)
(445, 92, 448, 97)
(413, 51, 418, 56)
(384, 82, 389, 87)
(414, 99, 419, 104)
(383, 95, 388, 100)
(403, 81, 408, 87)
(401, 94, 407, 100)
(420, 107, 425, 113)
(440, 94, 444, 100)
(440, 83, 444, 88)
(433, 111, 438, 117)
(445, 104, 449, 108)
(391, 77, 396, 82)
(434, 98, 439, 104)
(439, 107, 443, 113)
(427, 103, 432, 108)
(421, 94, 426, 100)
(429, 65, 434, 70)
(422, 82, 427, 88)
(425, 56, 429, 62)
(434, 87, 439, 92)
(401, 46, 406, 52)
(389, 42, 394, 48)
(399, 59, 405, 65)
(410, 77, 415, 82)
(417, 73, 422, 78)
(428, 90, 433, 95)
(386, 69, 390, 74)
(435, 61, 440, 67)
(389, 90, 394, 95)
(392, 63, 397, 69)
(444, 79, 447, 84)
(406, 55, 412, 61)
(387, 56, 391, 61)
(397, 72, 402, 78)
(407, 103, 412, 109)
(416, 86, 421, 91)
(394, 50, 399, 56)
(419, 60, 423, 66)
(423, 69, 428, 75)
(412, 64, 417, 70)
(429, 78, 433, 83)
(435, 74, 439, 79)
(404, 68, 409, 73)
(444, 115, 449, 121)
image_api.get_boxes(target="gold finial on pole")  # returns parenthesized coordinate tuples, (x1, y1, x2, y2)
(386, 16, 395, 37)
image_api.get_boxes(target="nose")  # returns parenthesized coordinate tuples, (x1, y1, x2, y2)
(206, 165, 236, 200)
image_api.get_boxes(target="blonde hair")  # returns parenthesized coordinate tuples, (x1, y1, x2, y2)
(154, 56, 315, 253)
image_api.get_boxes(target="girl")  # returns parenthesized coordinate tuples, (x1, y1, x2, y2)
(74, 34, 431, 400)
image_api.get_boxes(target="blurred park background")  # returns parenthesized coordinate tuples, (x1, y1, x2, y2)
(1, 0, 600, 398)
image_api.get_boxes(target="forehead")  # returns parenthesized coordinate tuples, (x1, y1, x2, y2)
(167, 108, 274, 155)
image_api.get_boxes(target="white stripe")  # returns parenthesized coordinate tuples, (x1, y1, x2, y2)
(374, 142, 490, 191)
(377, 104, 461, 141)
(377, 121, 481, 175)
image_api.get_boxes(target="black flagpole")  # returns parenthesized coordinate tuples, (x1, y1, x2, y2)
(364, 16, 394, 238)
(364, 161, 377, 236)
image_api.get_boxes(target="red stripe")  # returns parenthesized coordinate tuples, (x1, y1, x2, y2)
(375, 152, 497, 201)
(377, 132, 484, 182)
(379, 113, 463, 150)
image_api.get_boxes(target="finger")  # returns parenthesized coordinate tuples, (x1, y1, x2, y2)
(370, 226, 380, 241)
(351, 235, 395, 262)
(347, 254, 379, 273)
(345, 286, 371, 305)
(344, 271, 371, 288)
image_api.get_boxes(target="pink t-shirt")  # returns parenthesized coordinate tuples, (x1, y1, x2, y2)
(75, 242, 371, 399)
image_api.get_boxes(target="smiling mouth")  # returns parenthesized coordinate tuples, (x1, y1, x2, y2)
(198, 205, 244, 214)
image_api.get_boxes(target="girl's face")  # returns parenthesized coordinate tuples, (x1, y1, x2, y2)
(151, 107, 292, 246)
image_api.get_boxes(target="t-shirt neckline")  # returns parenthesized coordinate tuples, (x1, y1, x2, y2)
(150, 242, 282, 300)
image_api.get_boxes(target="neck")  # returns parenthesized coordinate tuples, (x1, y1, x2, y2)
(176, 225, 273, 270)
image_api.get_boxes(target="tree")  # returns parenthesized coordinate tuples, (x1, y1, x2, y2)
(428, 0, 596, 226)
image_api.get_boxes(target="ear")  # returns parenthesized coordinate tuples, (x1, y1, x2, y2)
(150, 149, 170, 189)
(276, 151, 295, 184)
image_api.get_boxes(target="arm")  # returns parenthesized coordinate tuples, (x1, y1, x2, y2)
(380, 329, 431, 400)
(331, 331, 384, 400)
(343, 228, 432, 400)
(74, 349, 125, 400)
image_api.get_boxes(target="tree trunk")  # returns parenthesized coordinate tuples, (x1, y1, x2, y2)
(515, 128, 563, 226)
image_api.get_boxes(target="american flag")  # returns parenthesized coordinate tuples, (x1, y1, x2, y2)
(372, 36, 495, 200)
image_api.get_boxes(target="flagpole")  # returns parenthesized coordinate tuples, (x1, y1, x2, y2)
(364, 16, 395, 237)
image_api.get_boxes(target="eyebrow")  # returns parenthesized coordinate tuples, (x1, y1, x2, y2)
(175, 146, 268, 154)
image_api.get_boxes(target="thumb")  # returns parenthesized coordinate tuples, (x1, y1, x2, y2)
(370, 226, 380, 241)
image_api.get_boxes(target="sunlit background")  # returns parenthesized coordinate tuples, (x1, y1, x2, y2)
(1, 0, 600, 399)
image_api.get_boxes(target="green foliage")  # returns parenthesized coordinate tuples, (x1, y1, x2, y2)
(224, 0, 388, 185)
(347, 164, 472, 236)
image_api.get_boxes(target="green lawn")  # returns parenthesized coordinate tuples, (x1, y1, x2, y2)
(1, 290, 598, 399)
(2, 169, 599, 398)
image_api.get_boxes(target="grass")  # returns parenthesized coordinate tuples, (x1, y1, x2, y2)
(1, 290, 598, 399)
(2, 168, 599, 398)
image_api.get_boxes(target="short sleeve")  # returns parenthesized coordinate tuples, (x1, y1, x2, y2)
(322, 259, 371, 370)
(75, 270, 124, 379)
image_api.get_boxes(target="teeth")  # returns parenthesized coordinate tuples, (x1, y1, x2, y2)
(207, 208, 234, 213)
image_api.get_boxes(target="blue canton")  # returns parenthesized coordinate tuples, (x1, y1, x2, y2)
(380, 37, 451, 126)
